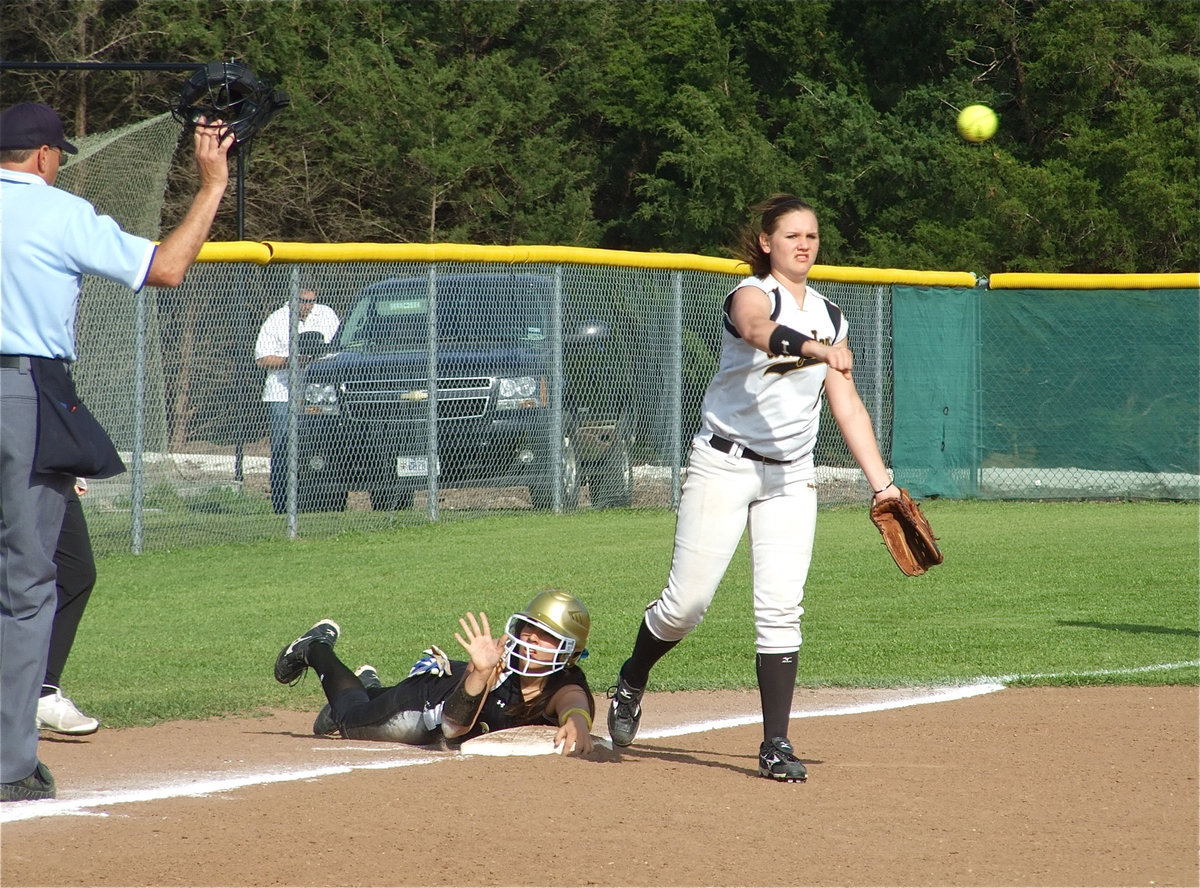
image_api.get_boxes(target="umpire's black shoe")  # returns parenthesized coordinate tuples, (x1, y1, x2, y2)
(0, 761, 56, 802)
(758, 737, 808, 782)
(275, 619, 340, 685)
(606, 674, 644, 747)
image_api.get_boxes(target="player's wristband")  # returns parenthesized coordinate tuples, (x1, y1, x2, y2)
(768, 324, 814, 357)
(873, 482, 895, 496)
(559, 707, 593, 729)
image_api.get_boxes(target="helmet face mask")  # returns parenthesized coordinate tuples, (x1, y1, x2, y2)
(502, 591, 589, 678)
(171, 61, 288, 147)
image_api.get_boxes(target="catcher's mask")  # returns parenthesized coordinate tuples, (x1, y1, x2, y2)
(171, 61, 288, 147)
(503, 590, 590, 677)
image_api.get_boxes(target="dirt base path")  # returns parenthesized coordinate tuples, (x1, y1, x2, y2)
(2, 686, 1196, 887)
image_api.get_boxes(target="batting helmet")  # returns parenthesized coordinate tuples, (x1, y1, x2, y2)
(503, 590, 590, 677)
(171, 60, 288, 147)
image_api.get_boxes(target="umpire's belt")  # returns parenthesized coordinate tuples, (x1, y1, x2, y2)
(708, 435, 790, 466)
(0, 355, 34, 370)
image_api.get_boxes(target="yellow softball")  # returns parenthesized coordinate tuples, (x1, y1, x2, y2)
(957, 104, 998, 143)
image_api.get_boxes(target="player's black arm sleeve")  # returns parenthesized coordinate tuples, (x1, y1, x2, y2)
(768, 324, 814, 358)
(441, 677, 486, 736)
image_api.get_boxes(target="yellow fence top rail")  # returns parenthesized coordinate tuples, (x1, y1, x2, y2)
(193, 241, 273, 264)
(989, 272, 1200, 290)
(190, 243, 1195, 290)
(195, 241, 978, 287)
(811, 266, 977, 287)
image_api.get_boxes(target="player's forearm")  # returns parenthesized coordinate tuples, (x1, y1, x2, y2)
(549, 687, 592, 726)
(462, 664, 492, 697)
(441, 674, 489, 738)
(831, 396, 891, 492)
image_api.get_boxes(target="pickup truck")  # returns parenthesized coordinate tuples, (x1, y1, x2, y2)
(295, 271, 635, 511)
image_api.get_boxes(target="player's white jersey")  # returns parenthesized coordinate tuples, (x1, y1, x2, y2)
(696, 273, 849, 465)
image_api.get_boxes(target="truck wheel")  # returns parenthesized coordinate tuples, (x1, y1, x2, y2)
(589, 434, 633, 508)
(368, 485, 415, 511)
(297, 481, 348, 512)
(530, 431, 581, 511)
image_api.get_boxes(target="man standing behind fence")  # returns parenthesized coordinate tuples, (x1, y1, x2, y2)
(254, 288, 339, 513)
(0, 102, 234, 802)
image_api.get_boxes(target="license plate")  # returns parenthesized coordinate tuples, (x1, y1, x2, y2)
(396, 456, 439, 477)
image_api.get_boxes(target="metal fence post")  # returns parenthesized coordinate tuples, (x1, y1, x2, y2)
(286, 266, 300, 538)
(131, 286, 147, 554)
(550, 265, 565, 512)
(873, 285, 886, 435)
(425, 264, 440, 522)
(670, 271, 684, 509)
(971, 284, 983, 496)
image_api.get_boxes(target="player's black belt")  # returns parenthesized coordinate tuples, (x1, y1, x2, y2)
(708, 435, 790, 466)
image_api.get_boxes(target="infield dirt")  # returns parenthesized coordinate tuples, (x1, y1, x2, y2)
(1, 685, 1196, 887)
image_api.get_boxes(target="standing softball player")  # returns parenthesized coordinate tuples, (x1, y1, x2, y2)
(607, 194, 900, 782)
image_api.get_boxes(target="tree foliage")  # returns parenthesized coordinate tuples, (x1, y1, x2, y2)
(1, 0, 1195, 272)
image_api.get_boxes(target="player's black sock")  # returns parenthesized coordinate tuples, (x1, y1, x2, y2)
(304, 641, 362, 703)
(756, 651, 799, 741)
(620, 618, 678, 689)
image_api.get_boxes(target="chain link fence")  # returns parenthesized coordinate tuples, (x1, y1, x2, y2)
(69, 250, 1197, 556)
(76, 252, 902, 553)
(71, 253, 1198, 556)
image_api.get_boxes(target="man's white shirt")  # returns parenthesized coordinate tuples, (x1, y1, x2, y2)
(254, 303, 340, 402)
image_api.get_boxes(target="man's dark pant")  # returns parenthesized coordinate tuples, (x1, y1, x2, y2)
(46, 488, 96, 690)
(266, 400, 289, 514)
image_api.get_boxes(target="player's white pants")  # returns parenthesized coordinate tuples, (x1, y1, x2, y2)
(643, 439, 817, 654)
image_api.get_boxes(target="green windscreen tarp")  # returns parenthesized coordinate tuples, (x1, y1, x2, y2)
(893, 286, 1199, 499)
(890, 286, 980, 497)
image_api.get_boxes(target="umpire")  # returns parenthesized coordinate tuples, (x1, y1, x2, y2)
(0, 102, 234, 801)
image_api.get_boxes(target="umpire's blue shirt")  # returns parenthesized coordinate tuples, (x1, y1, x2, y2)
(1, 169, 155, 360)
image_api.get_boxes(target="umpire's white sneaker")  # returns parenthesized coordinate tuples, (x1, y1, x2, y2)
(37, 687, 100, 736)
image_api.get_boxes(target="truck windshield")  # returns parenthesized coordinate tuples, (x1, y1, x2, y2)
(335, 276, 551, 353)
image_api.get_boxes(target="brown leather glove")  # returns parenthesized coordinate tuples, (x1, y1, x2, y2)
(870, 487, 944, 577)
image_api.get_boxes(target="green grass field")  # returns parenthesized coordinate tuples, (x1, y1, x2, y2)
(65, 500, 1198, 727)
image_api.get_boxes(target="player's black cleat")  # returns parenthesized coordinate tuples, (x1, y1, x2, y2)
(758, 737, 808, 782)
(312, 705, 338, 738)
(313, 664, 380, 736)
(275, 619, 340, 685)
(606, 674, 644, 747)
(354, 664, 382, 690)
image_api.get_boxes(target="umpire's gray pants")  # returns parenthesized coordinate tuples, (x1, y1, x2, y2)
(0, 362, 69, 783)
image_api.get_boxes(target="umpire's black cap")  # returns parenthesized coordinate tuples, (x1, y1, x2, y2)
(0, 102, 79, 154)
